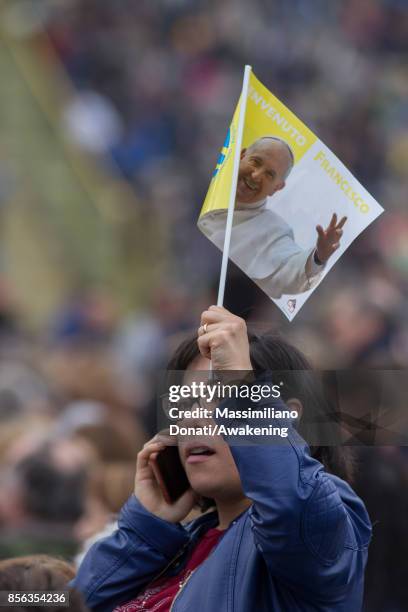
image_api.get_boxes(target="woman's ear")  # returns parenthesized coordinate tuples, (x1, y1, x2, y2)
(286, 398, 303, 421)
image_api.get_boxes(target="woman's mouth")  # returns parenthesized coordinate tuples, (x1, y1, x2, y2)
(186, 445, 216, 464)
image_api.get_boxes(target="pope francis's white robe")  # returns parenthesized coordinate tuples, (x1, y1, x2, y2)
(198, 201, 324, 299)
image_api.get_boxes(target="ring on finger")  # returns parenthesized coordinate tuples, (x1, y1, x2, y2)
(198, 323, 208, 336)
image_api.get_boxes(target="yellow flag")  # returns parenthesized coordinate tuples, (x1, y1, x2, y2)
(199, 71, 317, 217)
(197, 69, 383, 320)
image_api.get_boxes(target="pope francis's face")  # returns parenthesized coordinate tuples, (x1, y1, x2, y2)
(236, 140, 291, 206)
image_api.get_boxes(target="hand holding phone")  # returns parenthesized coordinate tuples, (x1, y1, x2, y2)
(134, 434, 195, 524)
(150, 445, 191, 504)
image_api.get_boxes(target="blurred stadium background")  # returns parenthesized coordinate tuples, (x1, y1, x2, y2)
(0, 1, 407, 610)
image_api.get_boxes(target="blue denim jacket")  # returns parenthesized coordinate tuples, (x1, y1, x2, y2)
(72, 399, 371, 611)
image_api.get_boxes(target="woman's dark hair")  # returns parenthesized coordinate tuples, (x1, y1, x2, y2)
(167, 331, 354, 483)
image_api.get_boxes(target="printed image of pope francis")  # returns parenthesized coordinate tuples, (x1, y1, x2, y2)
(198, 136, 347, 299)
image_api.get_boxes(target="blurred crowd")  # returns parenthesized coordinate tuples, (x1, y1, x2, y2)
(42, 0, 408, 368)
(0, 1, 407, 611)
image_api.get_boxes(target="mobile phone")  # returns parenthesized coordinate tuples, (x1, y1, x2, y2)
(150, 445, 190, 504)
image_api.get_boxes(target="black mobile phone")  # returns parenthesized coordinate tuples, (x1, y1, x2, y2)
(151, 445, 190, 503)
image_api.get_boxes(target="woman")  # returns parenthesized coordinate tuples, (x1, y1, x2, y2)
(72, 306, 371, 611)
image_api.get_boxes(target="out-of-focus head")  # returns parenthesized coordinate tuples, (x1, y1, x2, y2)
(325, 290, 391, 366)
(236, 137, 294, 206)
(15, 445, 87, 525)
(0, 555, 89, 611)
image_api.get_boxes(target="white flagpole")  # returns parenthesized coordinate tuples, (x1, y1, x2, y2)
(216, 64, 252, 307)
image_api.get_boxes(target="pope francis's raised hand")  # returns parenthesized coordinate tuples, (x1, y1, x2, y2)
(315, 213, 347, 264)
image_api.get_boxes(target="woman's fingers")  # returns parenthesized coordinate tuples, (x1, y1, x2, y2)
(152, 430, 176, 446)
(197, 330, 215, 359)
(201, 309, 244, 333)
(196, 314, 251, 370)
(200, 306, 232, 326)
(136, 441, 165, 473)
(197, 322, 219, 337)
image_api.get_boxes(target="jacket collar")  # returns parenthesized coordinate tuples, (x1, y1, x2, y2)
(185, 504, 251, 540)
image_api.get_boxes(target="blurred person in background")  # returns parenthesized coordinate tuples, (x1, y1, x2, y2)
(0, 412, 146, 558)
(50, 289, 118, 346)
(113, 285, 199, 435)
(0, 554, 89, 611)
(0, 441, 88, 559)
(324, 289, 397, 368)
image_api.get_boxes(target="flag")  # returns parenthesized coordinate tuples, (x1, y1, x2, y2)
(198, 69, 384, 320)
